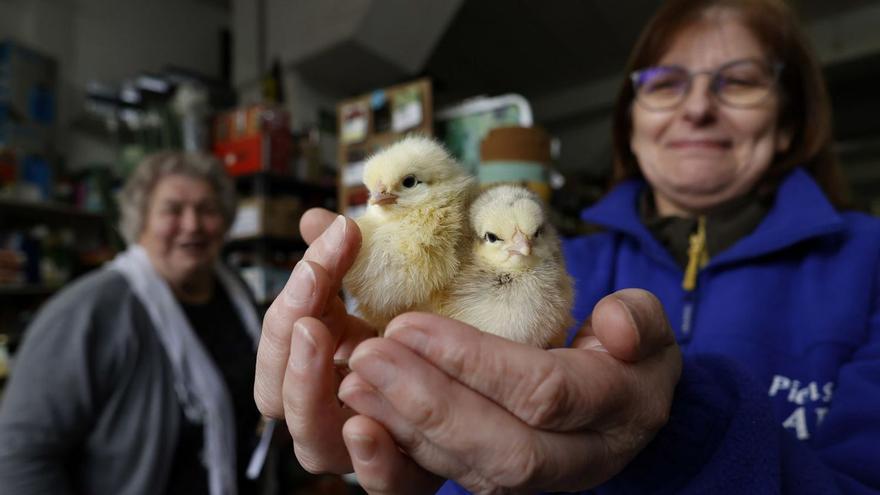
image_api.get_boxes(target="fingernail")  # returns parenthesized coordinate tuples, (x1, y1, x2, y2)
(345, 433, 376, 463)
(285, 261, 315, 305)
(581, 336, 608, 353)
(386, 324, 427, 354)
(352, 351, 396, 388)
(323, 215, 347, 250)
(290, 321, 316, 369)
(613, 294, 639, 330)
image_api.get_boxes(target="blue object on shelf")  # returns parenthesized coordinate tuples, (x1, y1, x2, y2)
(21, 155, 52, 199)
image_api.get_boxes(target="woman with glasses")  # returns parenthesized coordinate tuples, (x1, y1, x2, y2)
(251, 0, 880, 493)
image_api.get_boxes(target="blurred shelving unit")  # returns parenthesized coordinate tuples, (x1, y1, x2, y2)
(221, 160, 336, 306)
(0, 198, 117, 362)
(336, 78, 433, 218)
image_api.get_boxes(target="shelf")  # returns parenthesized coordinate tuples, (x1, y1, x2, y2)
(0, 198, 107, 227)
(234, 172, 336, 196)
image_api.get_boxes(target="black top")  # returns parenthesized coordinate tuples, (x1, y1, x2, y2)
(165, 280, 261, 495)
(640, 189, 772, 269)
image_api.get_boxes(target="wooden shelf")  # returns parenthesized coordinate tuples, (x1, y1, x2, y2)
(0, 198, 107, 227)
(234, 171, 336, 195)
(336, 78, 433, 216)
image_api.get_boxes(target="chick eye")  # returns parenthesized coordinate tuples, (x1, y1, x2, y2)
(534, 226, 545, 238)
(401, 174, 420, 188)
(484, 232, 501, 243)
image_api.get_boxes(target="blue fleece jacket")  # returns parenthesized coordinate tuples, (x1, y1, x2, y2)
(438, 168, 880, 494)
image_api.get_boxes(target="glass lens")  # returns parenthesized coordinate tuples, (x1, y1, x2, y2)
(715, 60, 776, 107)
(634, 66, 689, 109)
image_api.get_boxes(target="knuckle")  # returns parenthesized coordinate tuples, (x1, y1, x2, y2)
(643, 397, 671, 433)
(485, 440, 541, 490)
(515, 360, 569, 427)
(407, 390, 450, 435)
(444, 335, 475, 379)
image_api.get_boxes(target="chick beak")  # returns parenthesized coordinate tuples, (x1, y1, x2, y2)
(369, 182, 397, 206)
(507, 231, 531, 257)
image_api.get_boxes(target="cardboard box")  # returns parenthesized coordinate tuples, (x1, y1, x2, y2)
(229, 196, 303, 239)
(213, 104, 292, 176)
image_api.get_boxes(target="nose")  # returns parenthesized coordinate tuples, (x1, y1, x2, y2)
(180, 207, 201, 232)
(680, 75, 716, 124)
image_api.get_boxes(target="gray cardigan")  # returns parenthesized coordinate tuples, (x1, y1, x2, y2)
(0, 270, 184, 494)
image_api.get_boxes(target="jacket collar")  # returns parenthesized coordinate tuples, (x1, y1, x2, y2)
(581, 168, 845, 268)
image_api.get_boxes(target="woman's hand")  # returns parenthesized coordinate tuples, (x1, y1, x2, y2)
(254, 207, 682, 493)
(339, 289, 682, 493)
(254, 208, 375, 473)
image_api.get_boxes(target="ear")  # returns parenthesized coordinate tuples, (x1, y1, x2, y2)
(775, 126, 793, 154)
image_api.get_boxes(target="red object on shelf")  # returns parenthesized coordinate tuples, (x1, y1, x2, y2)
(212, 104, 292, 176)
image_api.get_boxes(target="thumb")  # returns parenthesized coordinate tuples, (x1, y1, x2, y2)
(591, 288, 675, 362)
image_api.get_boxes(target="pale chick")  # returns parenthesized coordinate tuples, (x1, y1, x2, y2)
(343, 136, 476, 333)
(436, 185, 574, 348)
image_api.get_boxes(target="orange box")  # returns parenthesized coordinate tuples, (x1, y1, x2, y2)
(215, 134, 263, 176)
(213, 105, 293, 176)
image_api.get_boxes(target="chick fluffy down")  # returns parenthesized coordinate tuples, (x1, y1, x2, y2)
(343, 136, 476, 330)
(436, 185, 574, 347)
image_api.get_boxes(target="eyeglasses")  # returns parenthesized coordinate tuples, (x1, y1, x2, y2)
(631, 58, 783, 111)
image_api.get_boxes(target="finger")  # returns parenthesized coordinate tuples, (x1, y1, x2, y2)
(338, 357, 471, 481)
(341, 338, 609, 492)
(255, 260, 329, 418)
(300, 207, 340, 245)
(300, 214, 362, 294)
(383, 313, 630, 431)
(343, 338, 541, 490)
(282, 315, 356, 473)
(591, 288, 675, 363)
(343, 415, 444, 494)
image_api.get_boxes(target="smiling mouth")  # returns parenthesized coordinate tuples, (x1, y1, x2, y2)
(178, 241, 209, 252)
(668, 139, 732, 149)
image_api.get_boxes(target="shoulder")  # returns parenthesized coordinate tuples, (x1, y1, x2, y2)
(821, 210, 880, 265)
(36, 269, 134, 321)
(23, 269, 144, 352)
(839, 210, 880, 239)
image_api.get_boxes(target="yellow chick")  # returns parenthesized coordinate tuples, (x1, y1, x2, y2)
(435, 185, 574, 348)
(344, 136, 476, 331)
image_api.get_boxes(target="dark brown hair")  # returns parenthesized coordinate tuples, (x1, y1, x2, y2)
(610, 0, 848, 207)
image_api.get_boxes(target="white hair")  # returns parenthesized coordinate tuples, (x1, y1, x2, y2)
(117, 151, 237, 244)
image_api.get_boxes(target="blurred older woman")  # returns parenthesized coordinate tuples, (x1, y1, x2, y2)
(0, 151, 264, 495)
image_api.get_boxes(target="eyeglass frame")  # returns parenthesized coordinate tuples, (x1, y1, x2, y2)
(630, 58, 785, 111)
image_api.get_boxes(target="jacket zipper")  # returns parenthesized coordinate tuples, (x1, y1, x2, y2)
(681, 216, 708, 337)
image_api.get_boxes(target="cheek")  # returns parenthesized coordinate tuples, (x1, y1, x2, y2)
(731, 114, 782, 173)
(630, 111, 667, 160)
(143, 218, 177, 244)
(204, 216, 227, 237)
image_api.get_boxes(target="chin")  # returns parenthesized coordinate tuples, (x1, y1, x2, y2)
(173, 255, 214, 276)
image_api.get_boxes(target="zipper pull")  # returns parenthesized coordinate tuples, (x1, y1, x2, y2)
(682, 215, 709, 291)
